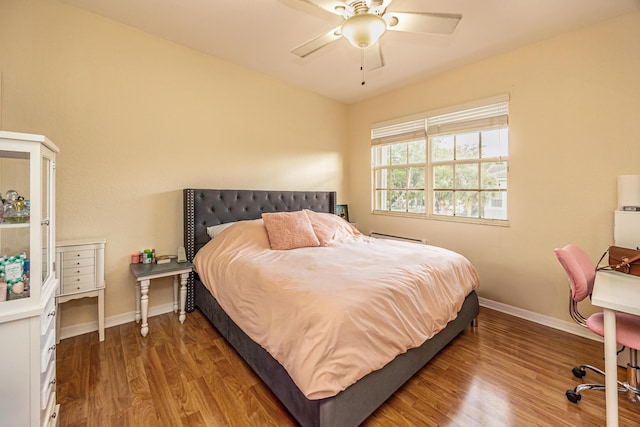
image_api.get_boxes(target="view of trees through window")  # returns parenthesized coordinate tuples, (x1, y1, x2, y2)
(373, 139, 426, 213)
(372, 127, 508, 221)
(431, 128, 508, 220)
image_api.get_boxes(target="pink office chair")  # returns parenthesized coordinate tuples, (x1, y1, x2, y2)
(554, 244, 640, 403)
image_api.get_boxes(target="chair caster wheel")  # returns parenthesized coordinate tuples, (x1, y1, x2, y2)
(566, 389, 582, 403)
(572, 367, 586, 378)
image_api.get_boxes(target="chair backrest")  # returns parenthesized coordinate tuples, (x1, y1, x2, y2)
(554, 244, 596, 302)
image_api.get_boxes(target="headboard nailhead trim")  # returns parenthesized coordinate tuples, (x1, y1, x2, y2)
(183, 189, 337, 313)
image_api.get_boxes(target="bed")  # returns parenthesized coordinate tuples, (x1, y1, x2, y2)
(183, 189, 479, 426)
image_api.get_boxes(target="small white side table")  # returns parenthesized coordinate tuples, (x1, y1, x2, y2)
(56, 238, 106, 342)
(130, 260, 193, 337)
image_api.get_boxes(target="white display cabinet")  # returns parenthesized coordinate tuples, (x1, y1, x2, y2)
(0, 131, 59, 426)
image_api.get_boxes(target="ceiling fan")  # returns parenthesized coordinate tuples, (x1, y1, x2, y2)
(291, 0, 462, 71)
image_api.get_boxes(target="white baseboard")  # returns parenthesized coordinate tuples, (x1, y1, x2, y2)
(59, 297, 602, 344)
(478, 297, 601, 343)
(58, 302, 176, 341)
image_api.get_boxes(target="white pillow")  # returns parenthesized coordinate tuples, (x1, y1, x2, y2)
(206, 222, 237, 239)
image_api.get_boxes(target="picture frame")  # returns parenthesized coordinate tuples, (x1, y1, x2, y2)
(336, 204, 349, 222)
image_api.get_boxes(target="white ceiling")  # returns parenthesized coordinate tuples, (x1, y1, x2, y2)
(60, 0, 640, 104)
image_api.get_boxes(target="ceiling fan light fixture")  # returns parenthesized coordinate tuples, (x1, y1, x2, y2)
(341, 13, 387, 49)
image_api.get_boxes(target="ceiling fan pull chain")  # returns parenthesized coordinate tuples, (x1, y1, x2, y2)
(361, 49, 365, 85)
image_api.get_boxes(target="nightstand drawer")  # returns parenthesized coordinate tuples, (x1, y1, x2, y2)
(62, 249, 95, 261)
(62, 256, 95, 269)
(63, 265, 95, 279)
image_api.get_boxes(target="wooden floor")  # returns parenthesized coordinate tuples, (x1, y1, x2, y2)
(57, 307, 640, 426)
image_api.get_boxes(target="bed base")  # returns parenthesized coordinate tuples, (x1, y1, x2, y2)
(195, 280, 478, 427)
(184, 189, 480, 426)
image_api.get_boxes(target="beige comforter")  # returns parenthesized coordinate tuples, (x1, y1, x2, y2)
(194, 219, 479, 399)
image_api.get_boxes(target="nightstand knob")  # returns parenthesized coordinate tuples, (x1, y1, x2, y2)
(49, 344, 56, 352)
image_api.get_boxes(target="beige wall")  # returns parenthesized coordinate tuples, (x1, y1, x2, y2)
(2, 0, 639, 332)
(0, 0, 348, 327)
(347, 12, 640, 321)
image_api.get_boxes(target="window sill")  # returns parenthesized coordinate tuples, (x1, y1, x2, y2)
(371, 210, 510, 227)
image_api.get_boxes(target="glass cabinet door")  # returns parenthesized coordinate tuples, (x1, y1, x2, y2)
(0, 132, 59, 316)
(41, 155, 50, 284)
(0, 148, 33, 306)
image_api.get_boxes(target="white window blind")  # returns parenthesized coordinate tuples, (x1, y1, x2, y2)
(371, 119, 426, 146)
(427, 102, 509, 136)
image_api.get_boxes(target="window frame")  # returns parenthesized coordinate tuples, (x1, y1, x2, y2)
(371, 95, 510, 226)
(372, 146, 427, 214)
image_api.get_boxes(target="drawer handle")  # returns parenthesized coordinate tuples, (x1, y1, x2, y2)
(51, 411, 57, 419)
(50, 378, 56, 386)
(76, 270, 81, 273)
(76, 262, 81, 265)
(76, 278, 81, 282)
(76, 254, 81, 257)
(49, 344, 56, 352)
(47, 310, 56, 317)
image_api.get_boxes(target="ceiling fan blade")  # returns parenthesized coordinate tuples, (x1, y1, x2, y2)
(369, 0, 394, 15)
(291, 26, 343, 58)
(363, 44, 384, 71)
(384, 12, 461, 35)
(299, 0, 350, 16)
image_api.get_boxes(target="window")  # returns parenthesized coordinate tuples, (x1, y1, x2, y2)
(372, 119, 426, 213)
(371, 96, 509, 223)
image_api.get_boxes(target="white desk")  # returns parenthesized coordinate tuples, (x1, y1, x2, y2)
(591, 270, 640, 426)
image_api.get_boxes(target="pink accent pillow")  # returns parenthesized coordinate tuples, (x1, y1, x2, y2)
(304, 209, 360, 246)
(262, 211, 320, 250)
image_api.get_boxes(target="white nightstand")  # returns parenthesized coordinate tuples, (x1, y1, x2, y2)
(55, 238, 106, 342)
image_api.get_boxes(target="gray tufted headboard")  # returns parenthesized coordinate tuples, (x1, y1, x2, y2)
(183, 189, 337, 311)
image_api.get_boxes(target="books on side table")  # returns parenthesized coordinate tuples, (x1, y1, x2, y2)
(156, 255, 177, 264)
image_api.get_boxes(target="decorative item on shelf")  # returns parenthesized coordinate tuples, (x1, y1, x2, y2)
(135, 249, 158, 264)
(141, 249, 153, 264)
(22, 257, 30, 294)
(177, 246, 187, 263)
(2, 190, 30, 224)
(336, 204, 349, 222)
(1, 253, 29, 300)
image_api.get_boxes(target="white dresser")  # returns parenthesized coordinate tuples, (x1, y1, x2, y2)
(0, 284, 59, 427)
(56, 238, 106, 342)
(0, 131, 60, 426)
